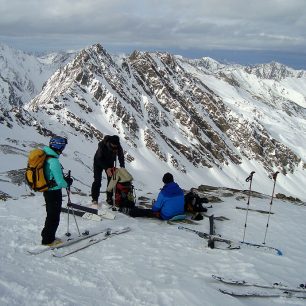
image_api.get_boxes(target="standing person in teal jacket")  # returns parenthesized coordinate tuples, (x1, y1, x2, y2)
(41, 136, 73, 246)
(126, 172, 184, 220)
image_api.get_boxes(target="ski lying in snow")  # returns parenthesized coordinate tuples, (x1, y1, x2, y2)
(178, 226, 282, 255)
(62, 203, 116, 220)
(235, 206, 274, 214)
(219, 288, 306, 299)
(167, 214, 199, 225)
(52, 227, 131, 257)
(61, 207, 104, 221)
(97, 208, 116, 220)
(202, 213, 230, 221)
(27, 228, 111, 255)
(212, 275, 306, 293)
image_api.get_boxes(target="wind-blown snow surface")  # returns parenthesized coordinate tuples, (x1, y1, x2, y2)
(1, 188, 306, 306)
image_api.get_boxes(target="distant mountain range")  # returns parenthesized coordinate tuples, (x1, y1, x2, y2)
(0, 43, 305, 201)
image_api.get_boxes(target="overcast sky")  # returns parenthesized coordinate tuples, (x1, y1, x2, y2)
(1, 0, 306, 68)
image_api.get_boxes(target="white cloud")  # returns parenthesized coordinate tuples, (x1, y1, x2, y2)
(0, 0, 306, 54)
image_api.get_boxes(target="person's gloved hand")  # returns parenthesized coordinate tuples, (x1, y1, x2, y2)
(106, 167, 116, 177)
(64, 176, 73, 187)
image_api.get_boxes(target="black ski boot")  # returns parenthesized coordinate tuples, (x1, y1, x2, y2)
(106, 192, 113, 205)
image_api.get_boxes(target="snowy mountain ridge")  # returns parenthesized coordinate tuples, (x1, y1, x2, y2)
(1, 43, 306, 306)
(0, 43, 76, 108)
(0, 43, 306, 201)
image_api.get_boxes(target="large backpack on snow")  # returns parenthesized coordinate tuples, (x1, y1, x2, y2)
(184, 191, 209, 213)
(25, 148, 53, 192)
(115, 182, 136, 208)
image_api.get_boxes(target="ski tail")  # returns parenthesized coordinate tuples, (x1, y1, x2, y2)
(212, 275, 306, 293)
(219, 288, 306, 298)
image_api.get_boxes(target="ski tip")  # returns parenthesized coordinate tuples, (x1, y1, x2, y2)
(276, 249, 283, 256)
(212, 275, 221, 281)
(218, 288, 234, 296)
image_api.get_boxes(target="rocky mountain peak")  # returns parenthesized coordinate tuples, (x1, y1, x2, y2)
(244, 61, 301, 80)
(196, 57, 225, 71)
(1, 44, 305, 199)
(26, 44, 305, 176)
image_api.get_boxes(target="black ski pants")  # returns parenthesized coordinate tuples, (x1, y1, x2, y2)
(41, 189, 62, 244)
(91, 163, 112, 202)
(129, 207, 160, 218)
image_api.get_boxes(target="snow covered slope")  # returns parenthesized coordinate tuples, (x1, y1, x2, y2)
(0, 43, 306, 201)
(0, 187, 305, 306)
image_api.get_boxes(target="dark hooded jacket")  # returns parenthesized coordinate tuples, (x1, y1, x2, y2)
(93, 135, 125, 169)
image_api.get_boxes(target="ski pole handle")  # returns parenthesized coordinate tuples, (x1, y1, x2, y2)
(245, 171, 255, 182)
(272, 171, 279, 181)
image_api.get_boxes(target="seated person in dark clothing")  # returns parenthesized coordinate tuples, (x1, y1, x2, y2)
(126, 173, 185, 220)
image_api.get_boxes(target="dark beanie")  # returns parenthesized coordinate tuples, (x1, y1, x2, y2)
(109, 135, 120, 145)
(162, 172, 174, 184)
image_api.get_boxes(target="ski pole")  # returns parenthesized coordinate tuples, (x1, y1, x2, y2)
(208, 215, 215, 249)
(112, 159, 117, 208)
(65, 170, 81, 236)
(65, 171, 72, 236)
(263, 171, 279, 244)
(242, 171, 255, 242)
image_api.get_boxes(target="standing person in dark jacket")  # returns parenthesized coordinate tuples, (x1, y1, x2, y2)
(42, 136, 73, 246)
(91, 135, 125, 206)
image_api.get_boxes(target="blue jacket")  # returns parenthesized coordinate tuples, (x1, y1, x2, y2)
(152, 182, 185, 220)
(43, 146, 68, 190)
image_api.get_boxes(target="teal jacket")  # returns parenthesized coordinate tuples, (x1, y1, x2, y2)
(43, 146, 68, 190)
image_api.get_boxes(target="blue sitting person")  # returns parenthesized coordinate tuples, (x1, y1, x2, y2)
(125, 172, 185, 220)
(151, 172, 185, 219)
